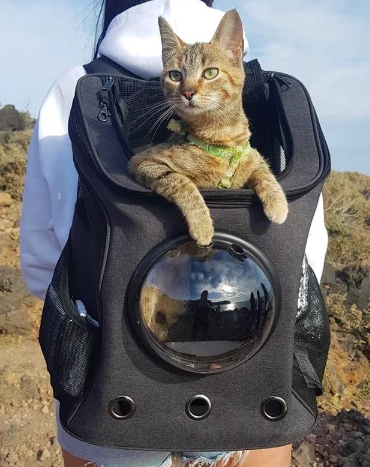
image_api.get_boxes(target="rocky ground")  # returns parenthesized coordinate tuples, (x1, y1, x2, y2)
(1, 190, 370, 467)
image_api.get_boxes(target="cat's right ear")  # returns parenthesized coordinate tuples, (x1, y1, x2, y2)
(212, 10, 244, 64)
(158, 16, 186, 63)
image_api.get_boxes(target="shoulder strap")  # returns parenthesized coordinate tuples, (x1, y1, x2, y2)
(83, 55, 141, 79)
(243, 59, 269, 103)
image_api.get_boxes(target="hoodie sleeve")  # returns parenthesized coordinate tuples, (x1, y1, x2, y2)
(305, 193, 328, 282)
(20, 66, 86, 300)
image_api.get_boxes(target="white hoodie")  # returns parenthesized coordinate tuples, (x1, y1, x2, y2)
(20, 0, 327, 304)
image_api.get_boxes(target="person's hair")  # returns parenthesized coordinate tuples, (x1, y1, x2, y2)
(94, 0, 214, 58)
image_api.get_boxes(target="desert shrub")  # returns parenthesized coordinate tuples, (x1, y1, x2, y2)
(326, 293, 370, 350)
(324, 172, 370, 267)
(0, 130, 31, 200)
(0, 105, 34, 131)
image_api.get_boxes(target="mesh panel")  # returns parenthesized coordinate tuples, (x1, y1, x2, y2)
(295, 265, 331, 373)
(243, 63, 259, 102)
(271, 139, 287, 175)
(293, 260, 330, 409)
(296, 256, 309, 322)
(39, 244, 100, 423)
(292, 361, 318, 416)
(115, 79, 171, 149)
(280, 145, 287, 172)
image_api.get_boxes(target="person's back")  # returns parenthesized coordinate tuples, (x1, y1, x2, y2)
(20, 1, 328, 466)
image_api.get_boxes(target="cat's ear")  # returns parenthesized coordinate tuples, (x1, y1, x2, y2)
(212, 10, 244, 63)
(158, 16, 186, 63)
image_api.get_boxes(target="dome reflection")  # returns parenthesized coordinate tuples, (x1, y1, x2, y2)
(133, 237, 280, 373)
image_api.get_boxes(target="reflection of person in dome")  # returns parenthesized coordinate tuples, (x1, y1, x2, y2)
(192, 290, 215, 340)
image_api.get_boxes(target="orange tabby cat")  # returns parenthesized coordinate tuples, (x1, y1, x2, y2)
(129, 10, 288, 247)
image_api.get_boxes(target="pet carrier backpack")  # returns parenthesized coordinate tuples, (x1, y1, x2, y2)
(39, 56, 331, 451)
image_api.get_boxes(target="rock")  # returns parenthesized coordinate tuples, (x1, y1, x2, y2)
(338, 435, 370, 466)
(314, 427, 329, 437)
(36, 449, 51, 461)
(0, 266, 34, 336)
(342, 265, 370, 311)
(348, 431, 363, 439)
(0, 191, 12, 207)
(292, 441, 316, 465)
(5, 452, 18, 463)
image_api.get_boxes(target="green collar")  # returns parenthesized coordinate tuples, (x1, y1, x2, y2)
(168, 119, 252, 188)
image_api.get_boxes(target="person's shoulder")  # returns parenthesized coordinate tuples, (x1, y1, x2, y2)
(51, 65, 87, 96)
(39, 66, 86, 115)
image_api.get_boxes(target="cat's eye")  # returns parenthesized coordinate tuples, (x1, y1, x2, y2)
(203, 68, 219, 80)
(169, 70, 183, 82)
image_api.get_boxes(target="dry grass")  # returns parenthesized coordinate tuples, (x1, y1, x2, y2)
(323, 171, 370, 267)
(326, 293, 370, 350)
(0, 130, 31, 200)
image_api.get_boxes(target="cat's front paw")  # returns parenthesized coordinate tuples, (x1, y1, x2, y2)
(263, 193, 289, 224)
(189, 217, 214, 247)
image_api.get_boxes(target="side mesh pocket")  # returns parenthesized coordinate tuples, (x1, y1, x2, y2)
(293, 256, 330, 415)
(39, 240, 100, 422)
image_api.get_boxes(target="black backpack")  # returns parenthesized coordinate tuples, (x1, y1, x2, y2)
(39, 56, 331, 451)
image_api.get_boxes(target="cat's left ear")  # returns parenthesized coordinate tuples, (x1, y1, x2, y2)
(212, 10, 244, 63)
(158, 16, 186, 63)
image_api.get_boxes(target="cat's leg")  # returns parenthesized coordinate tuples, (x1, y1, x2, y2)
(129, 157, 214, 246)
(231, 150, 288, 224)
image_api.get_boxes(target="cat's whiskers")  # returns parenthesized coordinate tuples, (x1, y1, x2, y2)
(131, 101, 174, 134)
(142, 104, 177, 144)
(201, 96, 243, 122)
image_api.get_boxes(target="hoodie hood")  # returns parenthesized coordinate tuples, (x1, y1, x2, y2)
(98, 0, 249, 79)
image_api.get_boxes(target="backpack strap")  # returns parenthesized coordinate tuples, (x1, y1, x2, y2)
(83, 55, 141, 78)
(243, 59, 269, 103)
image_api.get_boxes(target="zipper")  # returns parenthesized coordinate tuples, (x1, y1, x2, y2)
(266, 70, 331, 186)
(97, 77, 114, 122)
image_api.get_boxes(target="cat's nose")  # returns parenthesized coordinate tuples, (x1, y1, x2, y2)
(182, 89, 196, 101)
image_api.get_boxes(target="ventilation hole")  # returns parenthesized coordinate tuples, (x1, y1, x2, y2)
(231, 244, 245, 255)
(261, 397, 287, 421)
(186, 395, 212, 421)
(108, 397, 136, 420)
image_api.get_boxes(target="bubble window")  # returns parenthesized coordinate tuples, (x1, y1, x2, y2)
(128, 233, 281, 374)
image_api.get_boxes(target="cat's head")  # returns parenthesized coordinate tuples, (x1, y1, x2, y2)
(158, 10, 245, 120)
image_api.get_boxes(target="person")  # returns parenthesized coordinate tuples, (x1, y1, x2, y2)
(20, 0, 328, 466)
(192, 290, 213, 340)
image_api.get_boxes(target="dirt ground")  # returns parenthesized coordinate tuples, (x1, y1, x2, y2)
(0, 338, 63, 467)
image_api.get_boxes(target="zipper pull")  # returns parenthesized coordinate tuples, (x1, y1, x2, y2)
(98, 77, 114, 122)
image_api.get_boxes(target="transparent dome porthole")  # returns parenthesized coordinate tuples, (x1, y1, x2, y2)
(128, 233, 281, 374)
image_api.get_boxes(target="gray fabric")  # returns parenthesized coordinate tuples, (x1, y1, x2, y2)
(58, 71, 329, 451)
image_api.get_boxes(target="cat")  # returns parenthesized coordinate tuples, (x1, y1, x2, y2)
(129, 9, 288, 247)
